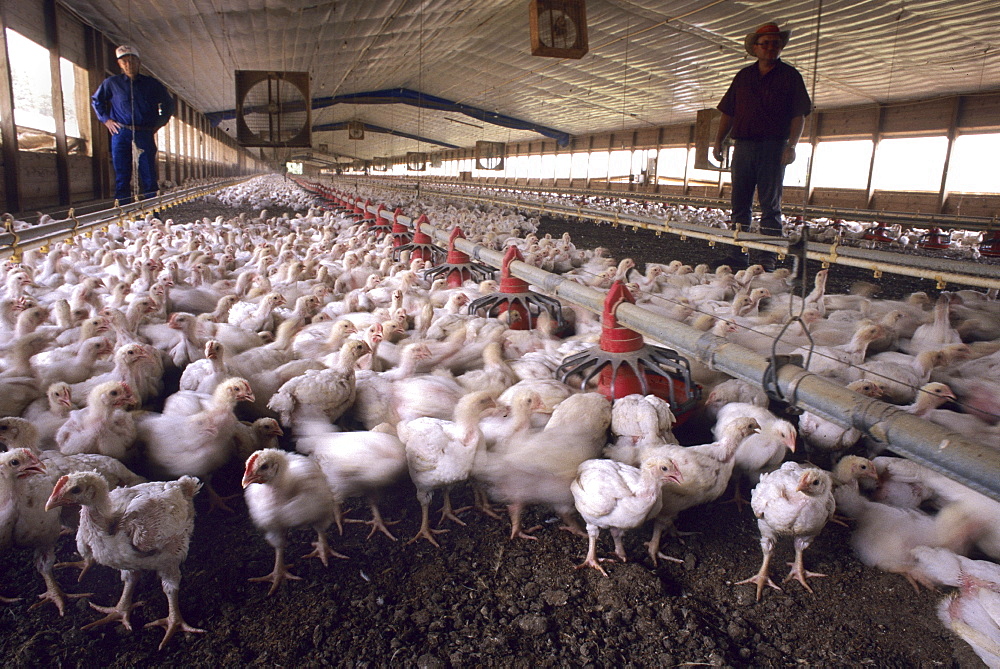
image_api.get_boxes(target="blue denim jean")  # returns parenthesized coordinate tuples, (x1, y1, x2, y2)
(730, 139, 786, 237)
(111, 127, 159, 204)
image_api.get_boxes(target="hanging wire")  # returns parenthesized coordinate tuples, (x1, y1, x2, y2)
(621, 12, 630, 133)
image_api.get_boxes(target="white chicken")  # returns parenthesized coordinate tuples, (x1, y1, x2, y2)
(268, 339, 369, 428)
(911, 546, 1000, 668)
(241, 449, 346, 595)
(296, 421, 408, 540)
(55, 381, 137, 461)
(477, 393, 612, 540)
(736, 461, 836, 600)
(570, 454, 682, 576)
(45, 472, 204, 649)
(0, 448, 83, 615)
(138, 377, 254, 509)
(397, 391, 498, 547)
(646, 416, 761, 564)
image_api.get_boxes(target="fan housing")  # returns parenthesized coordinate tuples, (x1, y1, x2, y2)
(235, 70, 312, 147)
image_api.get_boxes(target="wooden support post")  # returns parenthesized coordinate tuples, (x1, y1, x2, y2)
(864, 104, 884, 210)
(0, 13, 22, 212)
(44, 0, 70, 205)
(937, 95, 962, 214)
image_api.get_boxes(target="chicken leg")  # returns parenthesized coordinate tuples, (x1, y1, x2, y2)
(144, 570, 205, 650)
(82, 569, 142, 632)
(29, 550, 90, 616)
(407, 491, 448, 547)
(576, 525, 610, 577)
(507, 503, 543, 540)
(438, 486, 468, 526)
(783, 536, 826, 592)
(735, 538, 782, 601)
(250, 544, 302, 596)
(301, 527, 348, 566)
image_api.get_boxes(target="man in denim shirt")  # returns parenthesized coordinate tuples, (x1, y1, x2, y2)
(91, 45, 175, 204)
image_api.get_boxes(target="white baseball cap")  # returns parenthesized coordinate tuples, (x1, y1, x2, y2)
(116, 44, 139, 59)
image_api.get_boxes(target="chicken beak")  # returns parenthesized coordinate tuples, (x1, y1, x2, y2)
(45, 476, 70, 511)
(663, 463, 683, 484)
(795, 474, 814, 493)
(241, 470, 261, 488)
(17, 452, 46, 478)
(786, 434, 797, 453)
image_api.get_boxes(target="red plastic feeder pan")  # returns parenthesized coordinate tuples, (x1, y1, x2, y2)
(980, 230, 1000, 258)
(390, 214, 446, 264)
(555, 281, 700, 425)
(468, 246, 564, 330)
(917, 227, 952, 250)
(422, 227, 495, 288)
(862, 222, 896, 244)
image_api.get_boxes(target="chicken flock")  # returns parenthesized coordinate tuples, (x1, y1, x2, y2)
(0, 174, 998, 663)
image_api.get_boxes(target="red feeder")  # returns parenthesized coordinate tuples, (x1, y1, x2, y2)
(362, 203, 392, 235)
(390, 214, 445, 263)
(862, 222, 895, 244)
(555, 281, 700, 424)
(468, 245, 564, 330)
(980, 230, 1000, 258)
(423, 227, 495, 288)
(917, 226, 952, 250)
(391, 208, 412, 248)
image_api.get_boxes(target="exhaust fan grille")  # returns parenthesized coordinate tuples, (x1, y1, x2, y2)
(235, 70, 311, 147)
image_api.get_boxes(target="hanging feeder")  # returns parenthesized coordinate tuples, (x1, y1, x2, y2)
(862, 221, 895, 244)
(362, 203, 392, 235)
(390, 214, 445, 263)
(391, 208, 412, 248)
(423, 227, 495, 288)
(979, 230, 1000, 258)
(555, 280, 700, 424)
(467, 245, 564, 330)
(917, 226, 952, 250)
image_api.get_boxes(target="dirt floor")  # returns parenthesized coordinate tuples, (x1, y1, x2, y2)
(0, 200, 987, 667)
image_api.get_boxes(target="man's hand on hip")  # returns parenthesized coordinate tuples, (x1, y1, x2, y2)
(104, 119, 122, 135)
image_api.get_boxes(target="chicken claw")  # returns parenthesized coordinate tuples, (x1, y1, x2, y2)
(735, 551, 782, 601)
(784, 555, 828, 592)
(145, 615, 206, 650)
(55, 557, 94, 582)
(249, 547, 302, 596)
(302, 532, 349, 567)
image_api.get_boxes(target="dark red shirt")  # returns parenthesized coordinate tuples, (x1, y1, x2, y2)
(717, 59, 811, 141)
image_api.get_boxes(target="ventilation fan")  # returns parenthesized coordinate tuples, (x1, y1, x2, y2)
(529, 0, 588, 59)
(407, 152, 427, 171)
(475, 141, 505, 170)
(372, 157, 389, 172)
(235, 70, 311, 147)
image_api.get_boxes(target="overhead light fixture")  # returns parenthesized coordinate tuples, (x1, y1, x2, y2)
(445, 117, 483, 129)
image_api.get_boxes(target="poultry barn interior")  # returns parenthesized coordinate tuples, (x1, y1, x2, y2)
(1, 0, 1000, 666)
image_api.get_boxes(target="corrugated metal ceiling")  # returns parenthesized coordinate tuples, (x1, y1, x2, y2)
(56, 0, 1000, 162)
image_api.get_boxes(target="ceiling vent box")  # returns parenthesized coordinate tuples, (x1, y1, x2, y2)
(529, 0, 588, 59)
(235, 70, 311, 147)
(407, 152, 427, 171)
(476, 141, 506, 170)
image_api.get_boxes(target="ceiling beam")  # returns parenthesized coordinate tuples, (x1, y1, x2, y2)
(311, 121, 459, 149)
(207, 88, 570, 146)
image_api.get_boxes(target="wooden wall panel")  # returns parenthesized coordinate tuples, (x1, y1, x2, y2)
(658, 125, 692, 147)
(871, 190, 940, 214)
(634, 128, 659, 148)
(55, 6, 86, 65)
(959, 93, 1000, 131)
(67, 153, 92, 198)
(816, 107, 878, 138)
(18, 151, 58, 209)
(4, 0, 46, 45)
(881, 98, 953, 136)
(943, 193, 1000, 217)
(809, 187, 868, 209)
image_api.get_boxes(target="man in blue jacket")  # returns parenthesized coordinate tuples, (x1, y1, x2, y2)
(91, 45, 175, 204)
